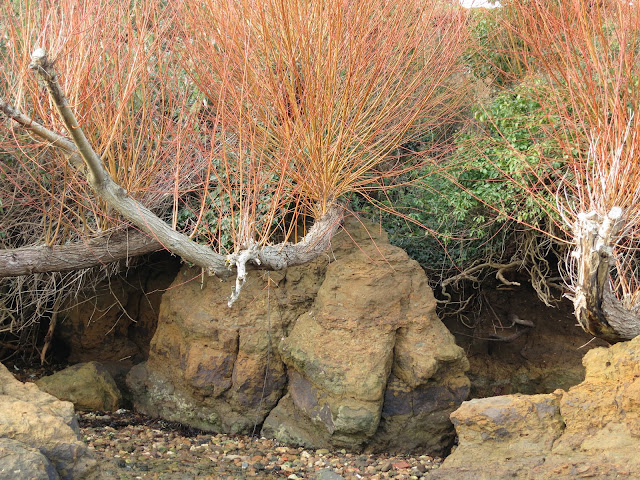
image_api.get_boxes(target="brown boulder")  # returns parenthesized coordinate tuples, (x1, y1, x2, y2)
(0, 363, 96, 479)
(127, 253, 323, 433)
(36, 362, 122, 411)
(433, 335, 640, 479)
(128, 217, 470, 452)
(0, 438, 59, 480)
(264, 222, 469, 452)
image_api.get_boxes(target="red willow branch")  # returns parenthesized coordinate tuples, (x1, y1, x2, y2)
(14, 49, 343, 303)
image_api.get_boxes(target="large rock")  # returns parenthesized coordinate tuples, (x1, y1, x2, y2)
(0, 363, 96, 480)
(36, 362, 122, 411)
(128, 217, 470, 453)
(127, 244, 326, 434)
(263, 221, 469, 453)
(0, 438, 59, 480)
(432, 335, 640, 479)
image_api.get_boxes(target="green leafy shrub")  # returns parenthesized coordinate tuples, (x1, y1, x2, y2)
(358, 82, 567, 283)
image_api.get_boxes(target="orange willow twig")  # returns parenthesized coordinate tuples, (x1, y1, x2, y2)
(0, 0, 203, 248)
(180, 0, 470, 248)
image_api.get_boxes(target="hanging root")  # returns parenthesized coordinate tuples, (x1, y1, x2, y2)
(224, 205, 344, 307)
(226, 242, 261, 307)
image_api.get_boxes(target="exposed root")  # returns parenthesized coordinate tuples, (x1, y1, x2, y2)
(225, 205, 343, 307)
(438, 260, 524, 305)
(226, 242, 261, 307)
(40, 296, 62, 365)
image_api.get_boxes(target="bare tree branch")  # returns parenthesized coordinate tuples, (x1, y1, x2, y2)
(0, 230, 161, 278)
(15, 49, 344, 303)
(27, 49, 231, 276)
(0, 98, 76, 154)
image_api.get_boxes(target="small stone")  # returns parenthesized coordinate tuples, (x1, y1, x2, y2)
(314, 469, 347, 480)
(393, 460, 411, 470)
(316, 448, 330, 455)
(380, 461, 393, 472)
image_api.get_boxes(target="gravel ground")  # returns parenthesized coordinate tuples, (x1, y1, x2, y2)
(78, 410, 443, 480)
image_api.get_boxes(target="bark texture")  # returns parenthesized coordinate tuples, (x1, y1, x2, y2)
(571, 208, 640, 342)
(0, 230, 161, 278)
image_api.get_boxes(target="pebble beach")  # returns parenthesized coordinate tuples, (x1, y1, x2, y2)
(79, 410, 443, 480)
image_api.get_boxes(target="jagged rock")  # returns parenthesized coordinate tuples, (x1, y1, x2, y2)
(0, 438, 59, 480)
(36, 362, 122, 411)
(264, 222, 469, 453)
(0, 363, 96, 480)
(432, 335, 640, 479)
(128, 217, 469, 453)
(127, 248, 324, 433)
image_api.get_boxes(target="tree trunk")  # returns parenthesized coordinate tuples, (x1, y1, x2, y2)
(571, 207, 640, 343)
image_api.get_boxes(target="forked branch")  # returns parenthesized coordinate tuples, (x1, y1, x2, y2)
(15, 49, 343, 303)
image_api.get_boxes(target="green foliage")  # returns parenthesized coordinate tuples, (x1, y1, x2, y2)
(465, 8, 527, 88)
(453, 83, 564, 227)
(358, 82, 566, 278)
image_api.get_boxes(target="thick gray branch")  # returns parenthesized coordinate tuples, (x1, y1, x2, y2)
(18, 49, 344, 302)
(226, 205, 343, 305)
(0, 230, 161, 278)
(27, 49, 229, 275)
(256, 204, 343, 269)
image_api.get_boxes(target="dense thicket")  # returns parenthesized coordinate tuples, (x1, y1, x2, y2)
(0, 0, 469, 358)
(3, 0, 640, 361)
